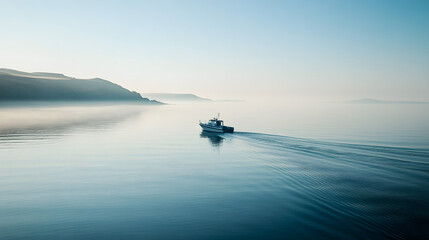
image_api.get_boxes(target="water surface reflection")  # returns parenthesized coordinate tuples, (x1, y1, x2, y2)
(200, 131, 224, 147)
(0, 104, 145, 147)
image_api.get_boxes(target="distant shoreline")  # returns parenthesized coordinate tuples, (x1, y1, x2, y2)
(0, 100, 164, 108)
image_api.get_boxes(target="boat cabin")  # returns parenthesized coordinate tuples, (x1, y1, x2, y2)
(209, 118, 224, 127)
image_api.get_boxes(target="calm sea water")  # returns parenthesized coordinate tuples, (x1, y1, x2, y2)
(0, 101, 428, 239)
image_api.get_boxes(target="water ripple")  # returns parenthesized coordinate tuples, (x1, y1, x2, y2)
(228, 132, 429, 239)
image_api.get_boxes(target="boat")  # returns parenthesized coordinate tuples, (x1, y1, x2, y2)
(199, 114, 234, 133)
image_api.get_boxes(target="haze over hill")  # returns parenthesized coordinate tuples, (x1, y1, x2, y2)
(0, 68, 161, 103)
(141, 93, 212, 103)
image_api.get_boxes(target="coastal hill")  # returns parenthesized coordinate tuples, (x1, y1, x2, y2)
(0, 68, 161, 103)
(141, 93, 212, 103)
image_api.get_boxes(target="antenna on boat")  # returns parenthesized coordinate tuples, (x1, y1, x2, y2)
(218, 113, 220, 119)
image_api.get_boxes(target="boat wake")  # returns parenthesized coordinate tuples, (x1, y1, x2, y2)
(232, 132, 429, 168)
(225, 132, 429, 239)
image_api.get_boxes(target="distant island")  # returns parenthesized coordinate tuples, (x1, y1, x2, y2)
(141, 93, 212, 103)
(347, 98, 429, 104)
(141, 93, 244, 103)
(0, 68, 162, 104)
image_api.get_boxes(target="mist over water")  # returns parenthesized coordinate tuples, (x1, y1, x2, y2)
(0, 101, 428, 239)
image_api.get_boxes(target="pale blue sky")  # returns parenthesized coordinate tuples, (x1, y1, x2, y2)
(1, 0, 428, 100)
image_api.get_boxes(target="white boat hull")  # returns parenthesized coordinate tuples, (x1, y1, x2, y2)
(199, 123, 224, 133)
